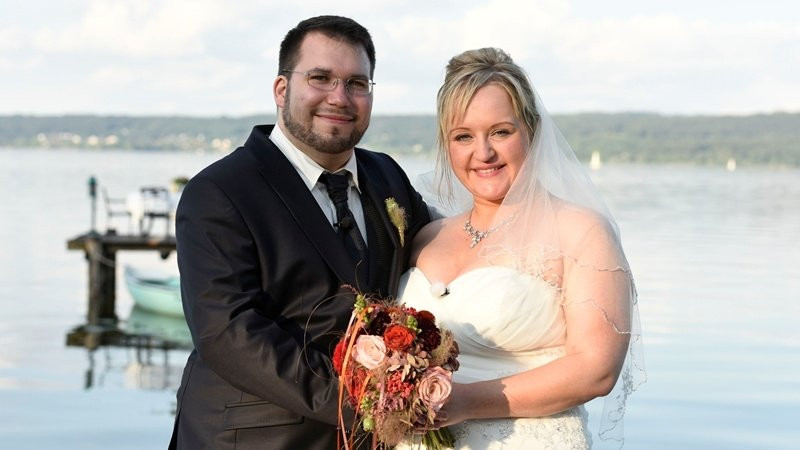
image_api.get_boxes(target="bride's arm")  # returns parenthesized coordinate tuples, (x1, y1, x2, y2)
(441, 214, 632, 425)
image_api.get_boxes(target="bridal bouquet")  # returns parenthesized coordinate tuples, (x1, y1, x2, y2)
(334, 290, 459, 449)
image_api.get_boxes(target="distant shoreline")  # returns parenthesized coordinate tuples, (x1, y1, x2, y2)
(2, 112, 798, 166)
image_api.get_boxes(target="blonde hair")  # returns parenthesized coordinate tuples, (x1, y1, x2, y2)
(435, 48, 540, 200)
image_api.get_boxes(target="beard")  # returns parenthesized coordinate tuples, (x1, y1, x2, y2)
(281, 88, 368, 154)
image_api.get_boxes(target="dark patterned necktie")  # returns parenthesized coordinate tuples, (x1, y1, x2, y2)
(318, 172, 368, 272)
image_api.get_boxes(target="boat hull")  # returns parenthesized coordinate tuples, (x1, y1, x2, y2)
(124, 266, 184, 318)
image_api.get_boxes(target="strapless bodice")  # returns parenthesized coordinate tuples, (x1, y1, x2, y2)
(397, 266, 567, 383)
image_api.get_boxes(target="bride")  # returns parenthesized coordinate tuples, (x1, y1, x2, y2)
(396, 48, 644, 448)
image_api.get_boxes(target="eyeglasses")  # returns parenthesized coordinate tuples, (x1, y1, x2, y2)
(281, 69, 375, 96)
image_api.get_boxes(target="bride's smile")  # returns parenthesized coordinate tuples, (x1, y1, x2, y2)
(472, 164, 505, 177)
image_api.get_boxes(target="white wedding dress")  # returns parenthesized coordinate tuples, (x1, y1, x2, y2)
(395, 266, 591, 450)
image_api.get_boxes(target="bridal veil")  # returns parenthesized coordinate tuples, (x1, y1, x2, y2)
(424, 47, 646, 447)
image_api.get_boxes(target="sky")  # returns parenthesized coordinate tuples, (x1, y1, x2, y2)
(1, 0, 798, 116)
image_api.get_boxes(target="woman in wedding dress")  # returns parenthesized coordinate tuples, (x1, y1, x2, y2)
(396, 48, 644, 449)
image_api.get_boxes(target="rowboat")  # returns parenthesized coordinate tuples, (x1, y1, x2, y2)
(124, 266, 184, 318)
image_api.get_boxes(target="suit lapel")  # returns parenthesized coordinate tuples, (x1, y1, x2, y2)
(245, 126, 359, 287)
(356, 155, 404, 296)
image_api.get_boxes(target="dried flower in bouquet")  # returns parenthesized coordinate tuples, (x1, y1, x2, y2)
(334, 290, 460, 449)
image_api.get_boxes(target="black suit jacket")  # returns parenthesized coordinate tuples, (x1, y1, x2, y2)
(169, 125, 430, 450)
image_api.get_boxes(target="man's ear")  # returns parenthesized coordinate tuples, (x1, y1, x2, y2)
(274, 76, 287, 108)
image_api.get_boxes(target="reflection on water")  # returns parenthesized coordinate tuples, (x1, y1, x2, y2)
(123, 352, 183, 392)
(121, 305, 192, 392)
(125, 305, 191, 346)
(83, 344, 184, 392)
(79, 306, 191, 391)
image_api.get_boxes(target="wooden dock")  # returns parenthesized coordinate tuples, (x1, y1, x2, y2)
(66, 230, 185, 349)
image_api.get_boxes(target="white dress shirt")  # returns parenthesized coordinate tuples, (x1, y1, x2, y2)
(269, 125, 368, 244)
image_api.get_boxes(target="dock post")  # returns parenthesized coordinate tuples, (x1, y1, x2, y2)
(85, 233, 118, 325)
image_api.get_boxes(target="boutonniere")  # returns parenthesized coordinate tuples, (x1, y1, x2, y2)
(384, 197, 407, 247)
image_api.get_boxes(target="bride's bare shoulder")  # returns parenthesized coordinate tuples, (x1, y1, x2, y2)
(554, 201, 617, 248)
(410, 216, 464, 263)
(414, 216, 463, 242)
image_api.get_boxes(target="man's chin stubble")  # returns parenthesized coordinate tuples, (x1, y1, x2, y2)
(283, 111, 365, 154)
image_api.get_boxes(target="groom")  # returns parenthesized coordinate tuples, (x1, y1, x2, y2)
(168, 15, 430, 450)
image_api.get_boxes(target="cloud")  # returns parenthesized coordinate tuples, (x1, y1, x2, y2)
(556, 15, 799, 74)
(0, 26, 24, 52)
(88, 66, 140, 86)
(87, 57, 248, 94)
(3, 0, 799, 114)
(148, 59, 248, 93)
(0, 56, 44, 72)
(379, 0, 570, 61)
(33, 0, 238, 57)
(724, 75, 800, 114)
(374, 0, 800, 113)
(543, 15, 800, 112)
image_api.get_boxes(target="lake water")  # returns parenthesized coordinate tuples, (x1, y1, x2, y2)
(1, 147, 798, 449)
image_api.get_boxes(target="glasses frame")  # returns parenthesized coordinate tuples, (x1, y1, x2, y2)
(280, 69, 375, 96)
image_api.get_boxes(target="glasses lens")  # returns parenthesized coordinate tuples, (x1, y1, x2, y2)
(346, 78, 372, 95)
(305, 71, 332, 89)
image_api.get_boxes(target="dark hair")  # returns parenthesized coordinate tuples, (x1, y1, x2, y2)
(278, 15, 376, 77)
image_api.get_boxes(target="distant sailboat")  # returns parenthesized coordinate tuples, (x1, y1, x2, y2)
(726, 158, 737, 172)
(590, 150, 602, 170)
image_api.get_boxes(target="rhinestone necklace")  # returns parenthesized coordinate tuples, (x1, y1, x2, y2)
(463, 211, 516, 248)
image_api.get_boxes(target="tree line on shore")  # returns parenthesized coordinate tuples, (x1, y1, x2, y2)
(1, 112, 798, 166)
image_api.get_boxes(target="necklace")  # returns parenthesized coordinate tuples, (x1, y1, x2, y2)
(463, 211, 516, 248)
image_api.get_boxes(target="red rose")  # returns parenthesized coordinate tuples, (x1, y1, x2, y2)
(383, 324, 415, 351)
(418, 327, 441, 352)
(332, 338, 347, 374)
(368, 310, 391, 335)
(417, 310, 436, 323)
(416, 311, 440, 352)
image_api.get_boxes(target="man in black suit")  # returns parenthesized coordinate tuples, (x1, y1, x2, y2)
(169, 15, 430, 450)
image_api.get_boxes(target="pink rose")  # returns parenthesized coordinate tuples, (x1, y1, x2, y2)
(353, 335, 387, 370)
(417, 367, 452, 412)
